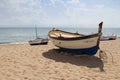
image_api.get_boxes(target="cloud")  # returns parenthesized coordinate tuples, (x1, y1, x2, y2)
(0, 0, 45, 25)
(67, 0, 80, 4)
(0, 0, 120, 27)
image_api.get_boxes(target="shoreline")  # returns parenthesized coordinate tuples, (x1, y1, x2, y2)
(0, 42, 28, 46)
(0, 37, 120, 45)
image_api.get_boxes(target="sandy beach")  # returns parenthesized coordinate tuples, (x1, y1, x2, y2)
(0, 39, 120, 80)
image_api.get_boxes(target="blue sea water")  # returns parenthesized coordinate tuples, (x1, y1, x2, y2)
(0, 27, 120, 44)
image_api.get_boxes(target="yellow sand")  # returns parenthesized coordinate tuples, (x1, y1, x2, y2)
(0, 39, 120, 80)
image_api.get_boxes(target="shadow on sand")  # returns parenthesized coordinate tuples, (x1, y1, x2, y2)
(42, 49, 104, 72)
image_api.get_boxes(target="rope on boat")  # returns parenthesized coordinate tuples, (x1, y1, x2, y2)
(99, 49, 114, 63)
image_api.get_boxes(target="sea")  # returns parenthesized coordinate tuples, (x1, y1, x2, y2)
(0, 27, 120, 44)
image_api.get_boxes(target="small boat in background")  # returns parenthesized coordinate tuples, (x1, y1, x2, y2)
(29, 38, 48, 45)
(29, 25, 48, 45)
(100, 34, 117, 41)
(48, 22, 103, 56)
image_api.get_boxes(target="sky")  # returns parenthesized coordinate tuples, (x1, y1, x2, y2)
(0, 0, 120, 28)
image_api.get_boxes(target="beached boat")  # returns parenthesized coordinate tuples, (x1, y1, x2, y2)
(48, 22, 103, 55)
(29, 38, 48, 45)
(29, 26, 48, 45)
(100, 34, 117, 41)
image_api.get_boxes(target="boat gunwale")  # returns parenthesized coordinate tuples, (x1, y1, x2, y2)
(48, 29, 99, 40)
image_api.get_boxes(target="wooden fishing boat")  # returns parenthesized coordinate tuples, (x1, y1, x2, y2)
(28, 25, 48, 45)
(48, 22, 103, 55)
(100, 34, 117, 41)
(29, 38, 48, 45)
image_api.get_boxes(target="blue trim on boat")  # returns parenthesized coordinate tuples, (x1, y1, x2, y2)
(56, 46, 99, 56)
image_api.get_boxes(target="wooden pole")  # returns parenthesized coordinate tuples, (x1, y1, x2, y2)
(97, 22, 103, 46)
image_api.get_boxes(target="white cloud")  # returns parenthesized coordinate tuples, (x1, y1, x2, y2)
(68, 0, 80, 4)
(0, 0, 45, 25)
(0, 0, 120, 27)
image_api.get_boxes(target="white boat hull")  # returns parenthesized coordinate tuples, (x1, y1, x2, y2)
(50, 37, 98, 49)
